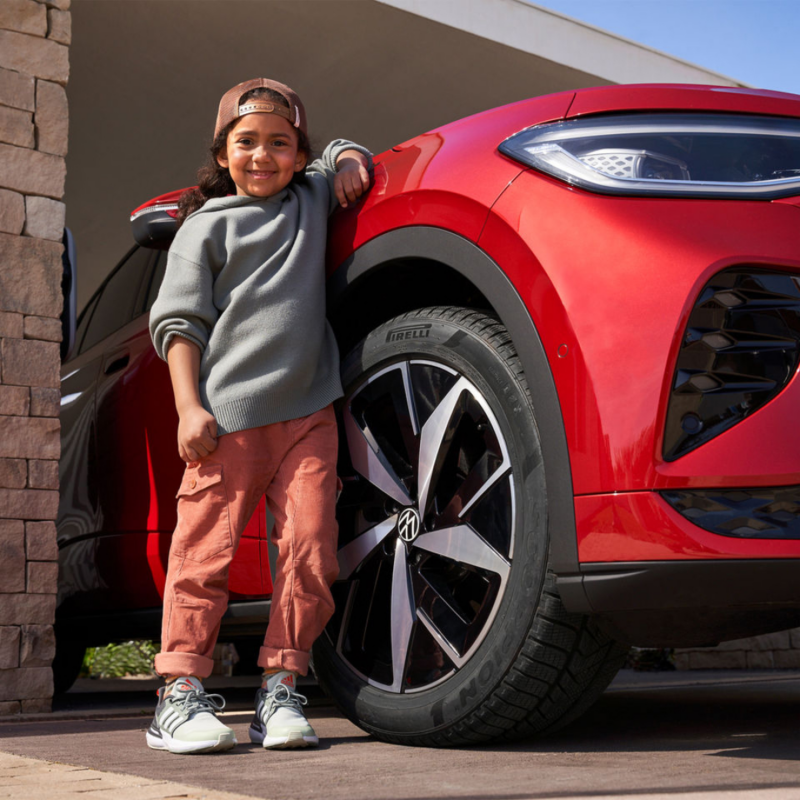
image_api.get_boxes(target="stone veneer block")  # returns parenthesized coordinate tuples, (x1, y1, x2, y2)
(26, 561, 58, 594)
(36, 0, 70, 10)
(0, 232, 63, 316)
(0, 142, 65, 198)
(0, 487, 59, 520)
(0, 520, 25, 593)
(0, 30, 68, 83)
(20, 697, 51, 713)
(30, 387, 59, 417)
(1, 338, 60, 387)
(20, 625, 56, 669)
(0, 701, 21, 715)
(688, 650, 747, 669)
(23, 196, 65, 241)
(0, 667, 52, 701)
(0, 311, 24, 338)
(24, 314, 63, 342)
(0, 593, 55, 625)
(0, 66, 35, 111)
(0, 385, 30, 416)
(0, 105, 35, 149)
(28, 459, 58, 489)
(0, 417, 59, 459)
(34, 80, 67, 156)
(773, 650, 800, 669)
(746, 650, 775, 669)
(0, 189, 25, 235)
(0, 627, 21, 670)
(25, 521, 57, 561)
(0, 0, 48, 37)
(0, 458, 27, 489)
(47, 8, 70, 44)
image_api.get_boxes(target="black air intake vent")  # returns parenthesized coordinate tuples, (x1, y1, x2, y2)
(664, 269, 800, 461)
(662, 486, 800, 539)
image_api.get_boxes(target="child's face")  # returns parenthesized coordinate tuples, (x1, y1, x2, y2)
(217, 113, 307, 199)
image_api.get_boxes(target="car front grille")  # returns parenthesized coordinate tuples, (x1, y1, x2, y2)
(663, 268, 800, 461)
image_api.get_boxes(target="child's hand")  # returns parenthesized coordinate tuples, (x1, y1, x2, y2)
(334, 150, 370, 208)
(177, 405, 218, 462)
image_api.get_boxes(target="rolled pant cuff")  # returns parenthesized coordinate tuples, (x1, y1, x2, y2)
(258, 646, 310, 676)
(154, 652, 215, 680)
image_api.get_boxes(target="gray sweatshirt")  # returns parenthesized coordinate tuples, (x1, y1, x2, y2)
(149, 139, 372, 435)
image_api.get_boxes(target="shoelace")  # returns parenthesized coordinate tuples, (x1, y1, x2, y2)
(261, 683, 308, 719)
(169, 688, 226, 717)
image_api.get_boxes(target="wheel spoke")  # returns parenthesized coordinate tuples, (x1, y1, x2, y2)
(414, 525, 510, 580)
(417, 377, 469, 517)
(335, 582, 358, 654)
(399, 360, 420, 437)
(417, 609, 467, 668)
(344, 405, 411, 507)
(390, 538, 416, 692)
(440, 455, 511, 522)
(337, 515, 398, 580)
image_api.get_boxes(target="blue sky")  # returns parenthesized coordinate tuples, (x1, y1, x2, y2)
(532, 0, 800, 95)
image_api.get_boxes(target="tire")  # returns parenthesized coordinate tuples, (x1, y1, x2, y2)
(313, 307, 627, 745)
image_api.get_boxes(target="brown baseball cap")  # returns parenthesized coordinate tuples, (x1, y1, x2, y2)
(214, 78, 307, 139)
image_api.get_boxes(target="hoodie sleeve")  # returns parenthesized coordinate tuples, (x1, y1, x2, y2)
(148, 217, 222, 361)
(306, 139, 374, 215)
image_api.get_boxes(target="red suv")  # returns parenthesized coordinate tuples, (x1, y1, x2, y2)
(57, 84, 800, 745)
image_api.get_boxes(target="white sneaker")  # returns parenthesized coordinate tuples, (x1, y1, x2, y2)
(249, 671, 318, 749)
(146, 676, 237, 754)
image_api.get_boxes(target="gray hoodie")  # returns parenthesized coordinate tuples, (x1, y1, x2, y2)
(149, 139, 372, 434)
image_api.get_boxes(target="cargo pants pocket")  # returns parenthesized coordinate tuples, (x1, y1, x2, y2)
(172, 463, 233, 563)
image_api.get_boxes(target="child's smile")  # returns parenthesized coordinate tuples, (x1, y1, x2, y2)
(217, 113, 307, 199)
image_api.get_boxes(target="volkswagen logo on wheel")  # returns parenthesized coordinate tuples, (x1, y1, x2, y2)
(397, 508, 421, 543)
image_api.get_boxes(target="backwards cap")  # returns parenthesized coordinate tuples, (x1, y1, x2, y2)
(214, 78, 307, 140)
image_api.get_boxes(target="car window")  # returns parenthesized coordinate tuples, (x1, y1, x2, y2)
(80, 246, 153, 353)
(74, 294, 99, 356)
(143, 252, 166, 313)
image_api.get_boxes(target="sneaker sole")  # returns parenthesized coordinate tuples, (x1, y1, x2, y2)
(146, 729, 237, 754)
(249, 726, 318, 749)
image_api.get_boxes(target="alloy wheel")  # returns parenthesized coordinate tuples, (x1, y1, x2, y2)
(329, 359, 515, 693)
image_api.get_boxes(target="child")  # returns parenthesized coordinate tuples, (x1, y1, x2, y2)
(145, 78, 372, 754)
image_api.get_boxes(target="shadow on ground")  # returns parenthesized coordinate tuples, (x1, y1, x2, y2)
(1, 671, 799, 800)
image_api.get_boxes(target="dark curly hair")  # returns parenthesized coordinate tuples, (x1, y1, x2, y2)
(176, 87, 312, 227)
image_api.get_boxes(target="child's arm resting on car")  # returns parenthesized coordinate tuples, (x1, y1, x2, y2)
(334, 149, 371, 208)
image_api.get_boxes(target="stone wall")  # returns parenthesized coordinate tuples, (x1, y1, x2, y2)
(0, 0, 69, 715)
(675, 628, 800, 670)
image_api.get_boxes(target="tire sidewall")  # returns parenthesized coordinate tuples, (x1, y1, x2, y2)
(314, 310, 549, 740)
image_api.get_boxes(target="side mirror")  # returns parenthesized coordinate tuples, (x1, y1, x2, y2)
(61, 227, 77, 362)
(130, 188, 184, 250)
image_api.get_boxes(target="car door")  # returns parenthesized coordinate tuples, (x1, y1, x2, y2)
(93, 248, 268, 607)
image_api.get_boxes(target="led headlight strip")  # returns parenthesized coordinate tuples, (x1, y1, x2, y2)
(499, 113, 800, 199)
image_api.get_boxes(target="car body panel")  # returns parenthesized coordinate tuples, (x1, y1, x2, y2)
(480, 170, 800, 496)
(327, 91, 575, 267)
(567, 84, 800, 120)
(576, 491, 800, 562)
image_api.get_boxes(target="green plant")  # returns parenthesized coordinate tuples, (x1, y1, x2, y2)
(81, 640, 160, 679)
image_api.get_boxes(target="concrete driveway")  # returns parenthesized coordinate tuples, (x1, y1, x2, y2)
(1, 670, 799, 800)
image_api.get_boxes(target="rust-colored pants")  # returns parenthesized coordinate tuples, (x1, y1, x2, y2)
(154, 404, 340, 679)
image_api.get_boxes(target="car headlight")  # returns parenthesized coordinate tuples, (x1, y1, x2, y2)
(499, 113, 800, 199)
